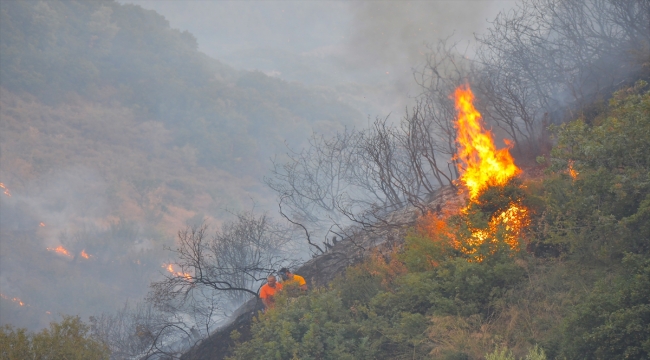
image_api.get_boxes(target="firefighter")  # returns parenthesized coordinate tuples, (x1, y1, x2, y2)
(278, 268, 307, 291)
(259, 274, 282, 309)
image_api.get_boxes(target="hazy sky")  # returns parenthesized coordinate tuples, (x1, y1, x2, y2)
(121, 1, 516, 116)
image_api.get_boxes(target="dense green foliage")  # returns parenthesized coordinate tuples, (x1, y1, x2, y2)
(541, 81, 650, 261)
(486, 346, 546, 360)
(560, 254, 650, 359)
(228, 84, 650, 359)
(542, 82, 650, 358)
(0, 316, 110, 359)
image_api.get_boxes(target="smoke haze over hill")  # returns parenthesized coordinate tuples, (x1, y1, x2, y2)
(4, 2, 647, 358)
(123, 1, 514, 116)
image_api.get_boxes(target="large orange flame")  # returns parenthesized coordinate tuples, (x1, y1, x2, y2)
(454, 85, 520, 201)
(447, 85, 529, 261)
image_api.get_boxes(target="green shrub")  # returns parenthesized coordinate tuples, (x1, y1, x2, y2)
(485, 345, 546, 360)
(0, 316, 110, 360)
(560, 254, 650, 359)
(539, 82, 650, 262)
(486, 347, 516, 360)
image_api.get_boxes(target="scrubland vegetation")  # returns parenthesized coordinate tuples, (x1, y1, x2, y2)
(229, 84, 650, 359)
(1, 0, 649, 359)
(0, 316, 109, 359)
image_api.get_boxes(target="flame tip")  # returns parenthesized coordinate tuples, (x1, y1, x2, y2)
(453, 85, 521, 200)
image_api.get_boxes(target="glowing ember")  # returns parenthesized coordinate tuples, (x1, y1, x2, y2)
(163, 263, 192, 280)
(453, 85, 520, 201)
(47, 245, 72, 257)
(0, 182, 11, 197)
(80, 250, 91, 259)
(39, 222, 46, 227)
(456, 202, 530, 261)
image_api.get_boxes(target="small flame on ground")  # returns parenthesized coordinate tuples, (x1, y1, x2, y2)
(0, 182, 11, 197)
(40, 222, 46, 227)
(568, 160, 579, 180)
(80, 250, 91, 259)
(163, 263, 192, 280)
(453, 85, 520, 201)
(47, 245, 72, 257)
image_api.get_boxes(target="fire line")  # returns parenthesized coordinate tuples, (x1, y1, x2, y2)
(47, 245, 72, 257)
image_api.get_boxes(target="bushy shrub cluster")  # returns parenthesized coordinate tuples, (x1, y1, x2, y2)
(539, 81, 650, 262)
(0, 316, 109, 360)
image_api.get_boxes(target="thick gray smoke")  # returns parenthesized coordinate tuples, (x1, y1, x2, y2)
(122, 1, 514, 117)
(338, 1, 514, 115)
(0, 167, 167, 330)
(343, 1, 511, 68)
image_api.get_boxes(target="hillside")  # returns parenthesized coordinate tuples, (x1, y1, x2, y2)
(0, 0, 362, 330)
(183, 82, 650, 360)
(1, 1, 648, 358)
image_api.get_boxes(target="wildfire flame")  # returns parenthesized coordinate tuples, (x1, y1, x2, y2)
(47, 245, 72, 257)
(443, 84, 529, 261)
(80, 250, 91, 259)
(568, 160, 579, 180)
(1, 293, 25, 306)
(0, 182, 11, 197)
(453, 85, 520, 201)
(163, 263, 192, 280)
(40, 222, 46, 227)
(456, 202, 530, 260)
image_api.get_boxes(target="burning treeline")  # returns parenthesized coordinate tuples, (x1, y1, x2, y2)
(419, 85, 530, 262)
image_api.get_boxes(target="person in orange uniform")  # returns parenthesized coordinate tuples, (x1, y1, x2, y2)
(278, 268, 307, 291)
(259, 275, 283, 309)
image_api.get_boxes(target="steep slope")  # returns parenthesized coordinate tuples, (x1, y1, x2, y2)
(193, 83, 650, 360)
(0, 0, 362, 330)
(180, 186, 462, 360)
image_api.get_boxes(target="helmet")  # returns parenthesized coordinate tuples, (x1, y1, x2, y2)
(278, 267, 289, 281)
